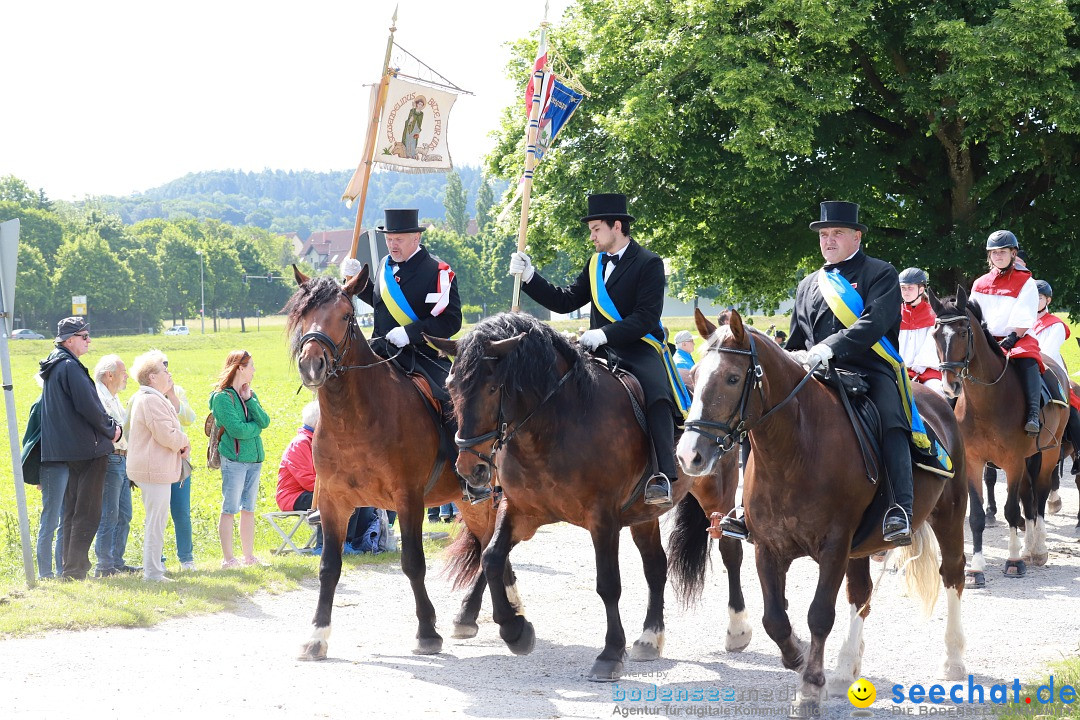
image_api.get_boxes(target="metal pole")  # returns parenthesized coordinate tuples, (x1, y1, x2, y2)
(199, 252, 206, 334)
(0, 308, 37, 588)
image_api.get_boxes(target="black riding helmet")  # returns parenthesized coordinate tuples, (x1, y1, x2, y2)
(1036, 279, 1053, 298)
(898, 267, 927, 286)
(985, 230, 1019, 250)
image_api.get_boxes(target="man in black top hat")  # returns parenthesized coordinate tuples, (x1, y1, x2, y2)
(343, 208, 486, 503)
(722, 201, 914, 545)
(509, 193, 683, 506)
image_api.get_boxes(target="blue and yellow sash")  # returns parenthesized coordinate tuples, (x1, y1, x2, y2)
(817, 269, 932, 452)
(376, 257, 420, 327)
(589, 253, 692, 417)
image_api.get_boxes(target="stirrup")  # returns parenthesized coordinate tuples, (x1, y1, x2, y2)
(1024, 414, 1040, 437)
(643, 473, 673, 506)
(882, 506, 912, 546)
(719, 507, 751, 542)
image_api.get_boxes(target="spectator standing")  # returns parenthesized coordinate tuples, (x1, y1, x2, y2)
(126, 352, 190, 582)
(672, 330, 696, 391)
(38, 317, 121, 580)
(22, 394, 64, 579)
(211, 350, 270, 568)
(92, 355, 137, 577)
(162, 353, 198, 571)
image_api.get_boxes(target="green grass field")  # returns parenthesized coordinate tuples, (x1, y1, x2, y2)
(1, 310, 1078, 636)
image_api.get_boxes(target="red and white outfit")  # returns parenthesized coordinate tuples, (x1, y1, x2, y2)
(899, 299, 944, 395)
(969, 266, 1044, 372)
(1032, 312, 1080, 410)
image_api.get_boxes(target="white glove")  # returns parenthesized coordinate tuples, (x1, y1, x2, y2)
(509, 251, 535, 283)
(341, 257, 363, 278)
(803, 343, 834, 372)
(579, 329, 608, 351)
(386, 326, 410, 348)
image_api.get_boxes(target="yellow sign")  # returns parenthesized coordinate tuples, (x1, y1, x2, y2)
(72, 295, 86, 316)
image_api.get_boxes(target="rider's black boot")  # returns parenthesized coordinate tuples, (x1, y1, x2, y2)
(1017, 357, 1042, 436)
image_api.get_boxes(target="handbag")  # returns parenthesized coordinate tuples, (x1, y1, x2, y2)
(180, 456, 193, 483)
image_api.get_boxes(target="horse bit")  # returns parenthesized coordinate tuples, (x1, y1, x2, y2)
(454, 360, 576, 469)
(683, 332, 816, 452)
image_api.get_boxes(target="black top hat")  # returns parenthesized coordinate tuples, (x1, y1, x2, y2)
(808, 201, 867, 233)
(378, 208, 427, 234)
(580, 193, 635, 224)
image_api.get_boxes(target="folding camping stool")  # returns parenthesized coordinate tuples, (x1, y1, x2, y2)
(262, 511, 318, 555)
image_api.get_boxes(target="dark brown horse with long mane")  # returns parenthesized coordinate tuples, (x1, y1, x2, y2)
(428, 312, 745, 681)
(928, 288, 1069, 577)
(285, 266, 499, 659)
(676, 309, 968, 715)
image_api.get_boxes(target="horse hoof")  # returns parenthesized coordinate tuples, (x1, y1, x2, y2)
(629, 640, 662, 662)
(1048, 496, 1063, 515)
(965, 570, 986, 589)
(413, 635, 443, 655)
(451, 622, 479, 639)
(1030, 552, 1049, 567)
(725, 627, 752, 653)
(1003, 559, 1027, 578)
(505, 620, 536, 656)
(943, 660, 967, 682)
(588, 656, 625, 682)
(983, 514, 997, 526)
(298, 640, 327, 661)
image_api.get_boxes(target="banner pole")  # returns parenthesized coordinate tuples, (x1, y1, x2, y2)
(511, 14, 549, 312)
(347, 6, 398, 262)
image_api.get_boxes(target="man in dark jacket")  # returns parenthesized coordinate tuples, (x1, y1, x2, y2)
(509, 193, 690, 506)
(39, 317, 121, 580)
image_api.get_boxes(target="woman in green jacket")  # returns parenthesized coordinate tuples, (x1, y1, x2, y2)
(210, 350, 270, 568)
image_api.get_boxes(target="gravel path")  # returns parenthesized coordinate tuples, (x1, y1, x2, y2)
(2, 473, 1078, 720)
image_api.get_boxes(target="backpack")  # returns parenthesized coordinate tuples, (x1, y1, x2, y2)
(204, 412, 226, 470)
(205, 389, 244, 470)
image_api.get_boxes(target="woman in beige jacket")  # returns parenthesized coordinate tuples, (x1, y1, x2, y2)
(127, 351, 191, 582)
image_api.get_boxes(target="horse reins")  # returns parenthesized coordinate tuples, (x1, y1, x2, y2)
(454, 360, 576, 470)
(683, 333, 816, 452)
(934, 314, 1010, 386)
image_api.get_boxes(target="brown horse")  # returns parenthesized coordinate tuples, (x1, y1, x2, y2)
(676, 309, 968, 715)
(428, 312, 738, 681)
(928, 288, 1069, 576)
(285, 266, 499, 660)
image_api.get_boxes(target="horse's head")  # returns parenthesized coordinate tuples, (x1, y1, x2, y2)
(677, 308, 761, 476)
(437, 312, 589, 489)
(285, 264, 369, 389)
(929, 285, 974, 398)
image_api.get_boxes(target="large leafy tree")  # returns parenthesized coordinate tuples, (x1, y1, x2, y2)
(488, 0, 1080, 313)
(443, 171, 469, 236)
(53, 233, 133, 325)
(123, 249, 165, 333)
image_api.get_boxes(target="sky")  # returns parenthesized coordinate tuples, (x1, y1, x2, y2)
(1, 0, 574, 201)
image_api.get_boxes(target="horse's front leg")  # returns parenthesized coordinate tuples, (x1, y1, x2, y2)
(628, 519, 666, 662)
(587, 517, 626, 681)
(795, 545, 849, 715)
(826, 558, 870, 697)
(482, 501, 535, 656)
(719, 535, 751, 651)
(398, 500, 442, 654)
(1002, 462, 1027, 578)
(1029, 451, 1052, 566)
(755, 547, 804, 671)
(299, 498, 348, 660)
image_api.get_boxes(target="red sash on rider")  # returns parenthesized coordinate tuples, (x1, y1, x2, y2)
(1032, 313, 1071, 341)
(901, 302, 942, 382)
(994, 334, 1045, 373)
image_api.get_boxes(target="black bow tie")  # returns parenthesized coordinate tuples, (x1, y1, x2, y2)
(602, 254, 619, 267)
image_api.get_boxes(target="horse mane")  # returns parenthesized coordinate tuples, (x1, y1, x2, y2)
(937, 294, 1005, 360)
(283, 276, 348, 360)
(454, 312, 596, 404)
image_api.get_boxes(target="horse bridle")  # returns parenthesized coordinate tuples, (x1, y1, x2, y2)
(454, 360, 576, 468)
(683, 332, 817, 453)
(934, 313, 1010, 386)
(298, 312, 401, 379)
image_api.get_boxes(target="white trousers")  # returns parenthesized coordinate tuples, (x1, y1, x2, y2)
(138, 482, 173, 580)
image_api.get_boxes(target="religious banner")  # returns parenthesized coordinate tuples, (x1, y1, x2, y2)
(375, 76, 457, 173)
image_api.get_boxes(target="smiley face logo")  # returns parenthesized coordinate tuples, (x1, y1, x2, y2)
(847, 678, 876, 708)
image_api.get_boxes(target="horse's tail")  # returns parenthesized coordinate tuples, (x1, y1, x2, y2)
(667, 491, 711, 607)
(445, 524, 483, 591)
(894, 523, 941, 618)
